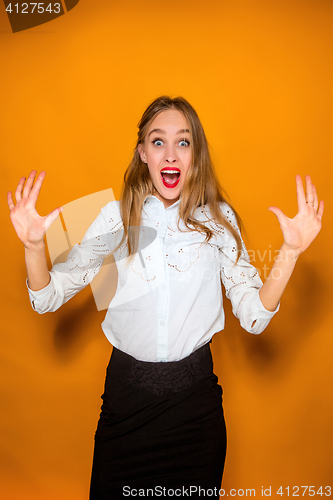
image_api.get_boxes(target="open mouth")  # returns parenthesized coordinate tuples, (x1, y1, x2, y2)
(160, 169, 181, 188)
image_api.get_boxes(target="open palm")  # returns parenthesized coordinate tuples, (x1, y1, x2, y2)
(268, 175, 324, 257)
(7, 170, 62, 248)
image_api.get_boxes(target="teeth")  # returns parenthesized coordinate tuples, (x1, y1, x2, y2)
(161, 170, 180, 174)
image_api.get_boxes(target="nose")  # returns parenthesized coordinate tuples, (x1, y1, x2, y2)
(164, 144, 178, 163)
(166, 157, 177, 163)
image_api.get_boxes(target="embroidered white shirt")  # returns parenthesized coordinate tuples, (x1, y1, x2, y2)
(27, 195, 279, 362)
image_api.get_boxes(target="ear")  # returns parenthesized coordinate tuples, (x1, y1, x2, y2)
(137, 144, 146, 163)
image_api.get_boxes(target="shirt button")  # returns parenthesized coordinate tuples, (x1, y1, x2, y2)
(160, 321, 166, 327)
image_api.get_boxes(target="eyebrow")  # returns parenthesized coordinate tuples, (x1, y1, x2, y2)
(147, 128, 190, 138)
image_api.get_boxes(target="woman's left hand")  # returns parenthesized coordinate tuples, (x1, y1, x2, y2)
(267, 175, 324, 258)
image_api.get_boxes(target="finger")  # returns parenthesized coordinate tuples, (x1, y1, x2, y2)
(29, 171, 46, 206)
(22, 170, 37, 199)
(295, 174, 306, 212)
(312, 184, 319, 211)
(305, 174, 314, 204)
(14, 176, 26, 203)
(317, 200, 324, 221)
(267, 206, 287, 226)
(7, 191, 15, 210)
(44, 206, 63, 232)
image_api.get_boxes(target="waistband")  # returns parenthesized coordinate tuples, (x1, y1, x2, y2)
(107, 343, 214, 397)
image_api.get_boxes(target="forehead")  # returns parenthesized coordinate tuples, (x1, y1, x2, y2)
(148, 108, 189, 133)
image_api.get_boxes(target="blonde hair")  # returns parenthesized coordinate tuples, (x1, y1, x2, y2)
(117, 95, 243, 263)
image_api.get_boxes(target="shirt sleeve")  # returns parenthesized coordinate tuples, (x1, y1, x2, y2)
(218, 203, 280, 334)
(26, 201, 123, 314)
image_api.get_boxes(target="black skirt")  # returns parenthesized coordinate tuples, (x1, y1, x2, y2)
(89, 342, 227, 499)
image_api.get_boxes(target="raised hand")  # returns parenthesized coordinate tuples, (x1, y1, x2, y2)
(267, 175, 324, 258)
(7, 170, 62, 249)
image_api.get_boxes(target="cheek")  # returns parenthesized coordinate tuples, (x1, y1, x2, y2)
(147, 164, 160, 180)
(183, 158, 192, 179)
(182, 151, 192, 170)
(147, 150, 163, 166)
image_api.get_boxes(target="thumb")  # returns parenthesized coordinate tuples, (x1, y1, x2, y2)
(267, 206, 286, 225)
(44, 207, 63, 231)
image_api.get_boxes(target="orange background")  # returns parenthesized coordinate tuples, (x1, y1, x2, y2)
(1, 0, 332, 498)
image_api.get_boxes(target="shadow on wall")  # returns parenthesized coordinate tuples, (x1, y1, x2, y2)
(216, 259, 326, 376)
(51, 288, 110, 364)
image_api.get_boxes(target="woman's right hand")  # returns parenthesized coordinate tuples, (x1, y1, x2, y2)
(7, 170, 62, 249)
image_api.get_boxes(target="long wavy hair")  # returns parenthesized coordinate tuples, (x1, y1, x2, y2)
(117, 96, 243, 263)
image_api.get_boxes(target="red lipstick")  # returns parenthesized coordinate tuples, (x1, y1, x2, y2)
(160, 167, 181, 189)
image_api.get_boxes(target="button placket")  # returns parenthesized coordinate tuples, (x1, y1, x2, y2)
(156, 207, 169, 361)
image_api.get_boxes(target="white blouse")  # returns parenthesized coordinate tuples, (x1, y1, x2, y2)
(27, 195, 279, 362)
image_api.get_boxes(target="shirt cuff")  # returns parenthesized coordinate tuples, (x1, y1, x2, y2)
(25, 275, 54, 301)
(253, 288, 280, 319)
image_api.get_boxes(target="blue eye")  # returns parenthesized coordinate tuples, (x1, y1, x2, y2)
(151, 138, 190, 147)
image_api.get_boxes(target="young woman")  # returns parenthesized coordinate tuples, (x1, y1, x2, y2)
(7, 96, 324, 499)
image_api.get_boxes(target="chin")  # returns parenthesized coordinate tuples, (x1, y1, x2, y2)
(161, 188, 181, 200)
